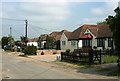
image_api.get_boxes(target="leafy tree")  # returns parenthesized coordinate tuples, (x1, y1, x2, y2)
(40, 34, 47, 36)
(46, 35, 56, 49)
(15, 40, 20, 46)
(106, 7, 120, 51)
(1, 36, 15, 49)
(97, 21, 107, 25)
(1, 37, 9, 49)
(20, 36, 26, 42)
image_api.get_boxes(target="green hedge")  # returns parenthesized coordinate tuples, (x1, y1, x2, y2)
(24, 45, 37, 55)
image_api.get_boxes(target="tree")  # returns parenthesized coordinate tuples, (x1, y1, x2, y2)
(1, 37, 9, 49)
(20, 36, 26, 42)
(106, 7, 120, 51)
(46, 35, 56, 49)
(97, 21, 107, 25)
(1, 36, 15, 49)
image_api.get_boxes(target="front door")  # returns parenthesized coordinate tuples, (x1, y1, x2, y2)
(82, 39, 92, 51)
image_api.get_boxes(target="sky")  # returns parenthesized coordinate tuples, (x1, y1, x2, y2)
(1, 0, 119, 40)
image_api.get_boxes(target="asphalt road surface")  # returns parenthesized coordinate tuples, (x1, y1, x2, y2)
(2, 50, 82, 79)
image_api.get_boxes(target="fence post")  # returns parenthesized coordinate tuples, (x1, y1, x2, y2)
(110, 49, 112, 56)
(61, 52, 63, 61)
(72, 54, 75, 63)
(100, 49, 101, 64)
(89, 49, 93, 64)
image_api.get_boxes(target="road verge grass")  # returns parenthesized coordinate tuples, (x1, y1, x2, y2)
(107, 69, 120, 76)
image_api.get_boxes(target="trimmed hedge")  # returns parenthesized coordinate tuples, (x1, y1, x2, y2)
(24, 45, 37, 55)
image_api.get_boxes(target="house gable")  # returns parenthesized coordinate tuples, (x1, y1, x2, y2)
(84, 28, 96, 38)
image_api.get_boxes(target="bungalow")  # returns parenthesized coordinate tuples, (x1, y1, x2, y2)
(60, 24, 114, 51)
(96, 24, 114, 50)
(50, 30, 72, 50)
(38, 35, 48, 49)
(27, 38, 39, 47)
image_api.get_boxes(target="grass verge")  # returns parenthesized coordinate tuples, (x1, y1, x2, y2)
(19, 55, 28, 57)
(52, 61, 94, 69)
(107, 69, 120, 76)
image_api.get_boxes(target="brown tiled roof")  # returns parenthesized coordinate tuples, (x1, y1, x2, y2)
(39, 35, 47, 41)
(50, 32, 60, 37)
(28, 38, 34, 42)
(28, 38, 39, 42)
(69, 25, 98, 40)
(97, 24, 113, 38)
(49, 30, 71, 40)
(64, 31, 72, 39)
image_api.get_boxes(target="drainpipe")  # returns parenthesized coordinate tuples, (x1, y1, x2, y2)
(77, 40, 79, 49)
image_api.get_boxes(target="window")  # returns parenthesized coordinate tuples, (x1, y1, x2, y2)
(97, 39, 105, 47)
(82, 39, 92, 47)
(62, 41, 66, 45)
(108, 38, 112, 47)
(71, 41, 76, 46)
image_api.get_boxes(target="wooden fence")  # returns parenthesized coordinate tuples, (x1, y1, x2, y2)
(61, 49, 115, 64)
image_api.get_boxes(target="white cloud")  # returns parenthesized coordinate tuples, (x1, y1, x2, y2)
(18, 2, 70, 22)
(91, 2, 118, 16)
(2, 0, 120, 2)
(91, 8, 104, 15)
(82, 17, 105, 24)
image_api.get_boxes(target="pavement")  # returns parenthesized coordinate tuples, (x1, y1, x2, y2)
(28, 54, 61, 62)
(1, 50, 120, 79)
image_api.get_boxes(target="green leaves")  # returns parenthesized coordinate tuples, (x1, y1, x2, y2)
(106, 7, 120, 51)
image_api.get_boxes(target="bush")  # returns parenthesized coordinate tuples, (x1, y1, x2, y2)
(66, 49, 70, 53)
(4, 46, 11, 51)
(41, 51, 44, 55)
(24, 45, 37, 55)
(118, 63, 120, 69)
(93, 46, 97, 50)
(53, 51, 57, 54)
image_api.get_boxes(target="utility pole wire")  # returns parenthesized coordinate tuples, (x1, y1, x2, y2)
(0, 17, 25, 21)
(29, 24, 53, 32)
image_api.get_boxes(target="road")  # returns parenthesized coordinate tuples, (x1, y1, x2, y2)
(2, 50, 81, 79)
(2, 49, 119, 80)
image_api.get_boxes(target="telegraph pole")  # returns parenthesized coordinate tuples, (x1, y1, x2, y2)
(10, 27, 12, 51)
(25, 19, 28, 45)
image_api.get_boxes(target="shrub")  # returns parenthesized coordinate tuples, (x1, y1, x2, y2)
(93, 46, 97, 50)
(24, 45, 37, 55)
(118, 63, 120, 69)
(66, 49, 70, 53)
(53, 51, 57, 54)
(4, 46, 11, 51)
(41, 51, 44, 55)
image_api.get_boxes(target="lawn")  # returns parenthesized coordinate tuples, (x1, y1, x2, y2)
(57, 56, 119, 69)
(94, 56, 119, 64)
(101, 56, 119, 64)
